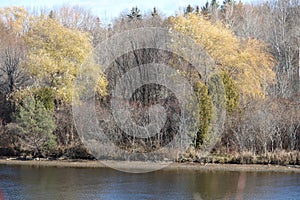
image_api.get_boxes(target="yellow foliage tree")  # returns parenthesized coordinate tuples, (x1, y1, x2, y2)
(0, 6, 30, 35)
(25, 15, 106, 103)
(169, 13, 275, 99)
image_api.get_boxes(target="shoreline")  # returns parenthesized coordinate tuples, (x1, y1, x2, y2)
(0, 159, 300, 173)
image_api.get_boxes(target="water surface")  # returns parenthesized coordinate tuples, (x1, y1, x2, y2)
(0, 164, 299, 200)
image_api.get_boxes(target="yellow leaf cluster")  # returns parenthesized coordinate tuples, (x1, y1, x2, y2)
(0, 6, 29, 34)
(25, 16, 93, 102)
(169, 13, 275, 98)
(71, 54, 109, 107)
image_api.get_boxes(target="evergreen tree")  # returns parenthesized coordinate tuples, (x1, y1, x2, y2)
(185, 4, 194, 14)
(9, 95, 56, 157)
(194, 81, 212, 148)
(211, 0, 219, 8)
(201, 2, 210, 16)
(195, 6, 200, 14)
(48, 10, 55, 19)
(152, 7, 158, 17)
(221, 0, 235, 12)
(127, 7, 142, 20)
(220, 72, 240, 114)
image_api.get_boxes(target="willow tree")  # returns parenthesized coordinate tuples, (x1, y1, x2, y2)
(169, 13, 275, 148)
(169, 13, 275, 99)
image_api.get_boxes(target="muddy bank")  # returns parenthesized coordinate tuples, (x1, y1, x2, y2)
(0, 159, 299, 173)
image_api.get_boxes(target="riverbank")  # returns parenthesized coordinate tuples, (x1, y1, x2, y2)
(1, 158, 299, 173)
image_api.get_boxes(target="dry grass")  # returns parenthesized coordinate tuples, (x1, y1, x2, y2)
(177, 149, 300, 166)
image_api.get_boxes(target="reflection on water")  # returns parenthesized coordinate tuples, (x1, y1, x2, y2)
(0, 164, 299, 200)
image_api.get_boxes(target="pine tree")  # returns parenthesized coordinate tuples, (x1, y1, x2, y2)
(127, 7, 142, 20)
(221, 0, 235, 12)
(9, 95, 56, 157)
(48, 10, 55, 19)
(185, 4, 194, 14)
(201, 2, 210, 16)
(211, 0, 219, 8)
(195, 6, 200, 14)
(152, 7, 158, 17)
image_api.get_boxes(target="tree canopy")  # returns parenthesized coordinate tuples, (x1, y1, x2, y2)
(25, 16, 93, 103)
(0, 3, 298, 161)
(169, 13, 275, 99)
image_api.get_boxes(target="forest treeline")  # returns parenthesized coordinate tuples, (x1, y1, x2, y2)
(0, 0, 299, 163)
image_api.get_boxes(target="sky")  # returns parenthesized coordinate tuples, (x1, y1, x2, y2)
(0, 0, 252, 25)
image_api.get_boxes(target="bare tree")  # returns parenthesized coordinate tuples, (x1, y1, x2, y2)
(0, 26, 28, 95)
(0, 14, 30, 122)
(233, 1, 300, 99)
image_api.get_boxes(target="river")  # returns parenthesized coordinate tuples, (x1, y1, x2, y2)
(0, 165, 299, 200)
